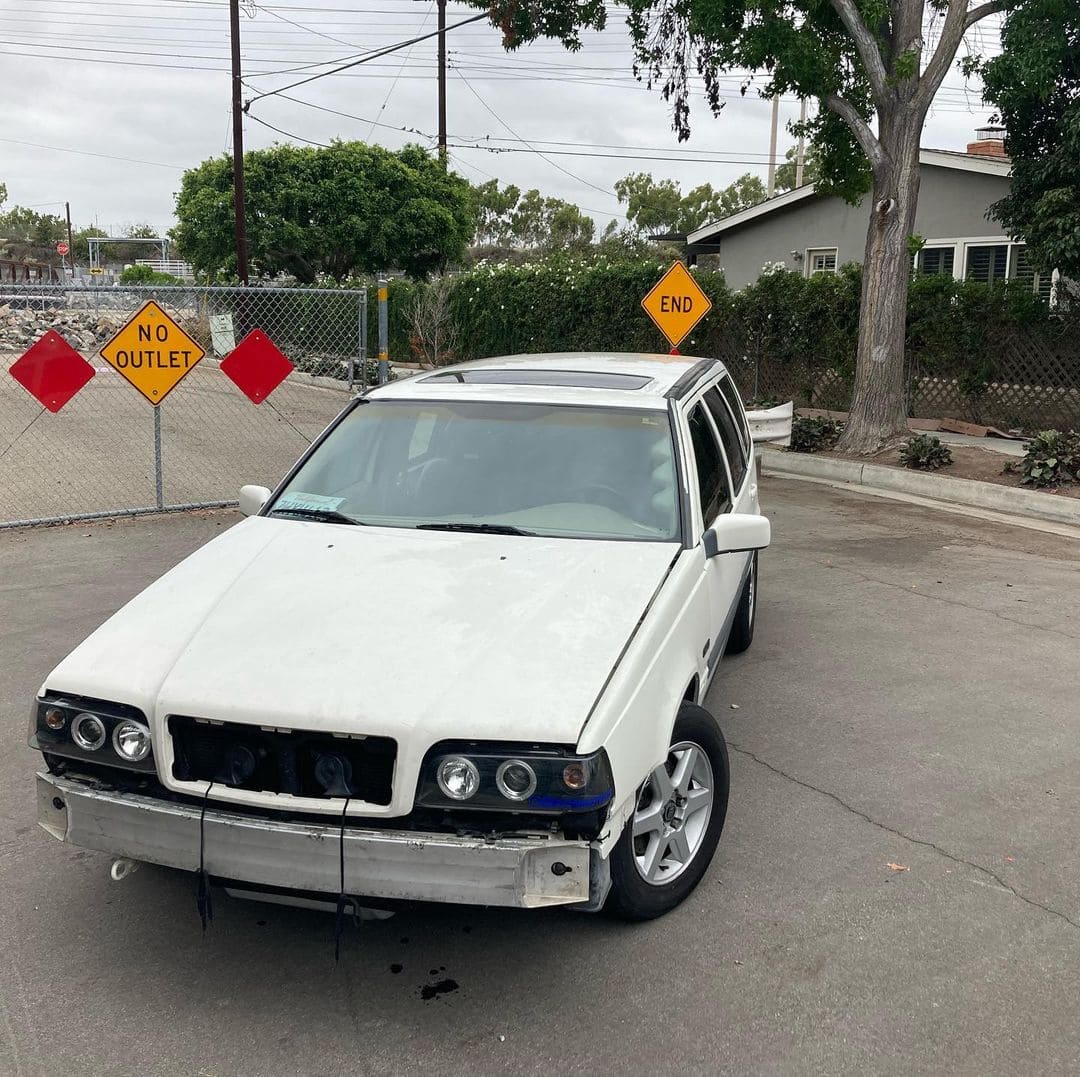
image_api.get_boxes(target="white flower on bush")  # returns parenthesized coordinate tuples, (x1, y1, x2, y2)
(760, 260, 788, 276)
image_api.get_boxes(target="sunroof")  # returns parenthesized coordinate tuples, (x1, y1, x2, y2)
(420, 369, 652, 389)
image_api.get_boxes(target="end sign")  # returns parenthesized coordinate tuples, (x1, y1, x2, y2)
(641, 261, 712, 349)
(99, 300, 205, 405)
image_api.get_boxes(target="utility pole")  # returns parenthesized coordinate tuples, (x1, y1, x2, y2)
(65, 201, 74, 277)
(229, 0, 249, 284)
(437, 0, 447, 164)
(795, 97, 808, 188)
(766, 92, 780, 198)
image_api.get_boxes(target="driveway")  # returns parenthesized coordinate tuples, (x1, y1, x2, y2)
(1, 478, 1078, 1075)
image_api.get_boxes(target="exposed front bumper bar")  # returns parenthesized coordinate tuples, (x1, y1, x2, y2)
(36, 771, 592, 908)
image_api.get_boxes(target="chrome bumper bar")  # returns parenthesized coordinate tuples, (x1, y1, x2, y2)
(37, 772, 592, 908)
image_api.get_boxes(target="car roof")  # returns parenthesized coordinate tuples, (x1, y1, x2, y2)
(368, 352, 725, 410)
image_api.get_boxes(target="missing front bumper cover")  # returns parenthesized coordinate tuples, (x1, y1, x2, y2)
(36, 771, 593, 908)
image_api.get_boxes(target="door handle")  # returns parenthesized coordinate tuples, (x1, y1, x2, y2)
(702, 639, 710, 658)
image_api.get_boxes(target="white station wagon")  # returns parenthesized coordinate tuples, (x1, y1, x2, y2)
(32, 353, 770, 921)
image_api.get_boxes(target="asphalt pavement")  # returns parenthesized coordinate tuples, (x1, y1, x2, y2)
(2, 479, 1079, 1075)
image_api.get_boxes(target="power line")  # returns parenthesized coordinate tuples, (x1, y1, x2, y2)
(367, 0, 433, 139)
(246, 112, 332, 146)
(452, 67, 614, 198)
(0, 136, 184, 169)
(242, 11, 487, 101)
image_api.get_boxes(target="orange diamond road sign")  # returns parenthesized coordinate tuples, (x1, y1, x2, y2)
(99, 300, 205, 405)
(641, 261, 712, 349)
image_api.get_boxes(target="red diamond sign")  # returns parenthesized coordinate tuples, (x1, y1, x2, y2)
(220, 329, 294, 405)
(8, 330, 95, 412)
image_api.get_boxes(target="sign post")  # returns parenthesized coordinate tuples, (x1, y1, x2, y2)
(641, 261, 713, 353)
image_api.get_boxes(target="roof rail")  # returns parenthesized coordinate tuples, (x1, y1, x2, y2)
(664, 358, 717, 400)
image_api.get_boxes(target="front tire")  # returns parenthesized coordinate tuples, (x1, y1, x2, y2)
(725, 552, 758, 655)
(606, 703, 730, 921)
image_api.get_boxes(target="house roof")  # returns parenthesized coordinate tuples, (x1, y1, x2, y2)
(686, 148, 1012, 245)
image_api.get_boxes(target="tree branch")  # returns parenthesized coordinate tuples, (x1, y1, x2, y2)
(828, 0, 890, 101)
(917, 0, 971, 110)
(824, 93, 886, 172)
(964, 0, 1013, 29)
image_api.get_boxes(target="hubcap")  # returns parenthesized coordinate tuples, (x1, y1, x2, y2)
(747, 558, 756, 624)
(632, 740, 714, 886)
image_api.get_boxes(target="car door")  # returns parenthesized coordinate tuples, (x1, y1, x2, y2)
(683, 395, 743, 681)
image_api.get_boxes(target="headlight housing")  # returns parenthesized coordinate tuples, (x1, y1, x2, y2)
(417, 742, 614, 814)
(29, 695, 156, 773)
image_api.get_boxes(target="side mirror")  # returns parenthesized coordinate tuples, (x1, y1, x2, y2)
(703, 513, 771, 558)
(239, 485, 271, 517)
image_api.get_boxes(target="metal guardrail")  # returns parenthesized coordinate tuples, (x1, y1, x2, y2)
(0, 283, 367, 527)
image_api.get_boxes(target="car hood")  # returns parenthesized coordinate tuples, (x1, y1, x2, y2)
(45, 517, 678, 748)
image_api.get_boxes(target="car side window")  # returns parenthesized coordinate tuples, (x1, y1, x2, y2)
(704, 387, 747, 493)
(688, 403, 731, 523)
(717, 375, 750, 458)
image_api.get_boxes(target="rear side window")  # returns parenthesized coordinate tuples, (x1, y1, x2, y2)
(717, 376, 750, 457)
(705, 387, 748, 493)
(688, 404, 731, 522)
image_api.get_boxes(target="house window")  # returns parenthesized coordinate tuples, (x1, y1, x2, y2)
(806, 248, 838, 276)
(1010, 245, 1054, 303)
(965, 244, 1009, 284)
(918, 246, 955, 276)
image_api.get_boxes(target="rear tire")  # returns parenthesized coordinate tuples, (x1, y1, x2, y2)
(606, 703, 730, 921)
(725, 553, 758, 656)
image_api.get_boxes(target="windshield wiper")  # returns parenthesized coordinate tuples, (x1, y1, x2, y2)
(269, 507, 361, 525)
(415, 522, 534, 536)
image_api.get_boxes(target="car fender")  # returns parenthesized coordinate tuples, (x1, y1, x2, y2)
(577, 549, 710, 856)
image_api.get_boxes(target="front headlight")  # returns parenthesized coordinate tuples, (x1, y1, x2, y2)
(418, 743, 614, 813)
(29, 695, 156, 773)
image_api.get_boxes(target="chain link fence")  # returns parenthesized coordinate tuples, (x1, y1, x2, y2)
(713, 306, 1080, 432)
(1, 284, 366, 527)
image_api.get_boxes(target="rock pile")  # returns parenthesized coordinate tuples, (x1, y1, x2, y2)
(0, 305, 126, 353)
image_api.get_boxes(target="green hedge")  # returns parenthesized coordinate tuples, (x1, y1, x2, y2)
(355, 254, 1076, 428)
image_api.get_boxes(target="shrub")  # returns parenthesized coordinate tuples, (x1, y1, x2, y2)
(119, 264, 183, 285)
(1021, 430, 1080, 487)
(789, 416, 844, 453)
(899, 434, 953, 470)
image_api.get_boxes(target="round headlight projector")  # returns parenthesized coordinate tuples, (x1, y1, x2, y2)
(112, 720, 152, 762)
(71, 713, 107, 752)
(495, 759, 537, 801)
(437, 756, 480, 801)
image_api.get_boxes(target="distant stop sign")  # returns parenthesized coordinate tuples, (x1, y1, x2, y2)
(56, 242, 69, 256)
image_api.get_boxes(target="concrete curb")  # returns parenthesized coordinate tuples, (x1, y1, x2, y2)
(760, 447, 1080, 527)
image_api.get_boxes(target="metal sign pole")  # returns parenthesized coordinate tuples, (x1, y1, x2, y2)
(377, 277, 389, 385)
(153, 406, 165, 510)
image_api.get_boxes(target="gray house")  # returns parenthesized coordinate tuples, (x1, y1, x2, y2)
(687, 131, 1053, 300)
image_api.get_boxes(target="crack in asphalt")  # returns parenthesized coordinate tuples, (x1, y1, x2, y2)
(728, 742, 1080, 934)
(811, 557, 1080, 642)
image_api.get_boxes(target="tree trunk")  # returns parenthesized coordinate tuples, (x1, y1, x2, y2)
(836, 112, 923, 454)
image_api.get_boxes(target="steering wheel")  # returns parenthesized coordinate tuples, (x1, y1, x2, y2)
(574, 483, 635, 517)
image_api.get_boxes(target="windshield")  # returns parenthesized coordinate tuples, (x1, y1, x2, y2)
(269, 399, 680, 542)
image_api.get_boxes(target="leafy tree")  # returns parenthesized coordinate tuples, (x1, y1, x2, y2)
(775, 144, 822, 191)
(0, 200, 66, 263)
(473, 179, 521, 245)
(981, 0, 1080, 283)
(616, 172, 770, 235)
(173, 141, 476, 282)
(474, 184, 595, 249)
(547, 201, 596, 248)
(468, 0, 1014, 452)
(614, 173, 685, 233)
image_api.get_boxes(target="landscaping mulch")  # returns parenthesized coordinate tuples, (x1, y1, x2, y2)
(825, 444, 1080, 500)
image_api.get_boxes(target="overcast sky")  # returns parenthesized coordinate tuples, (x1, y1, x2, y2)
(1, 0, 1002, 236)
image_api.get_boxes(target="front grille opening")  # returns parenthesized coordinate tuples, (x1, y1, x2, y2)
(169, 716, 395, 805)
